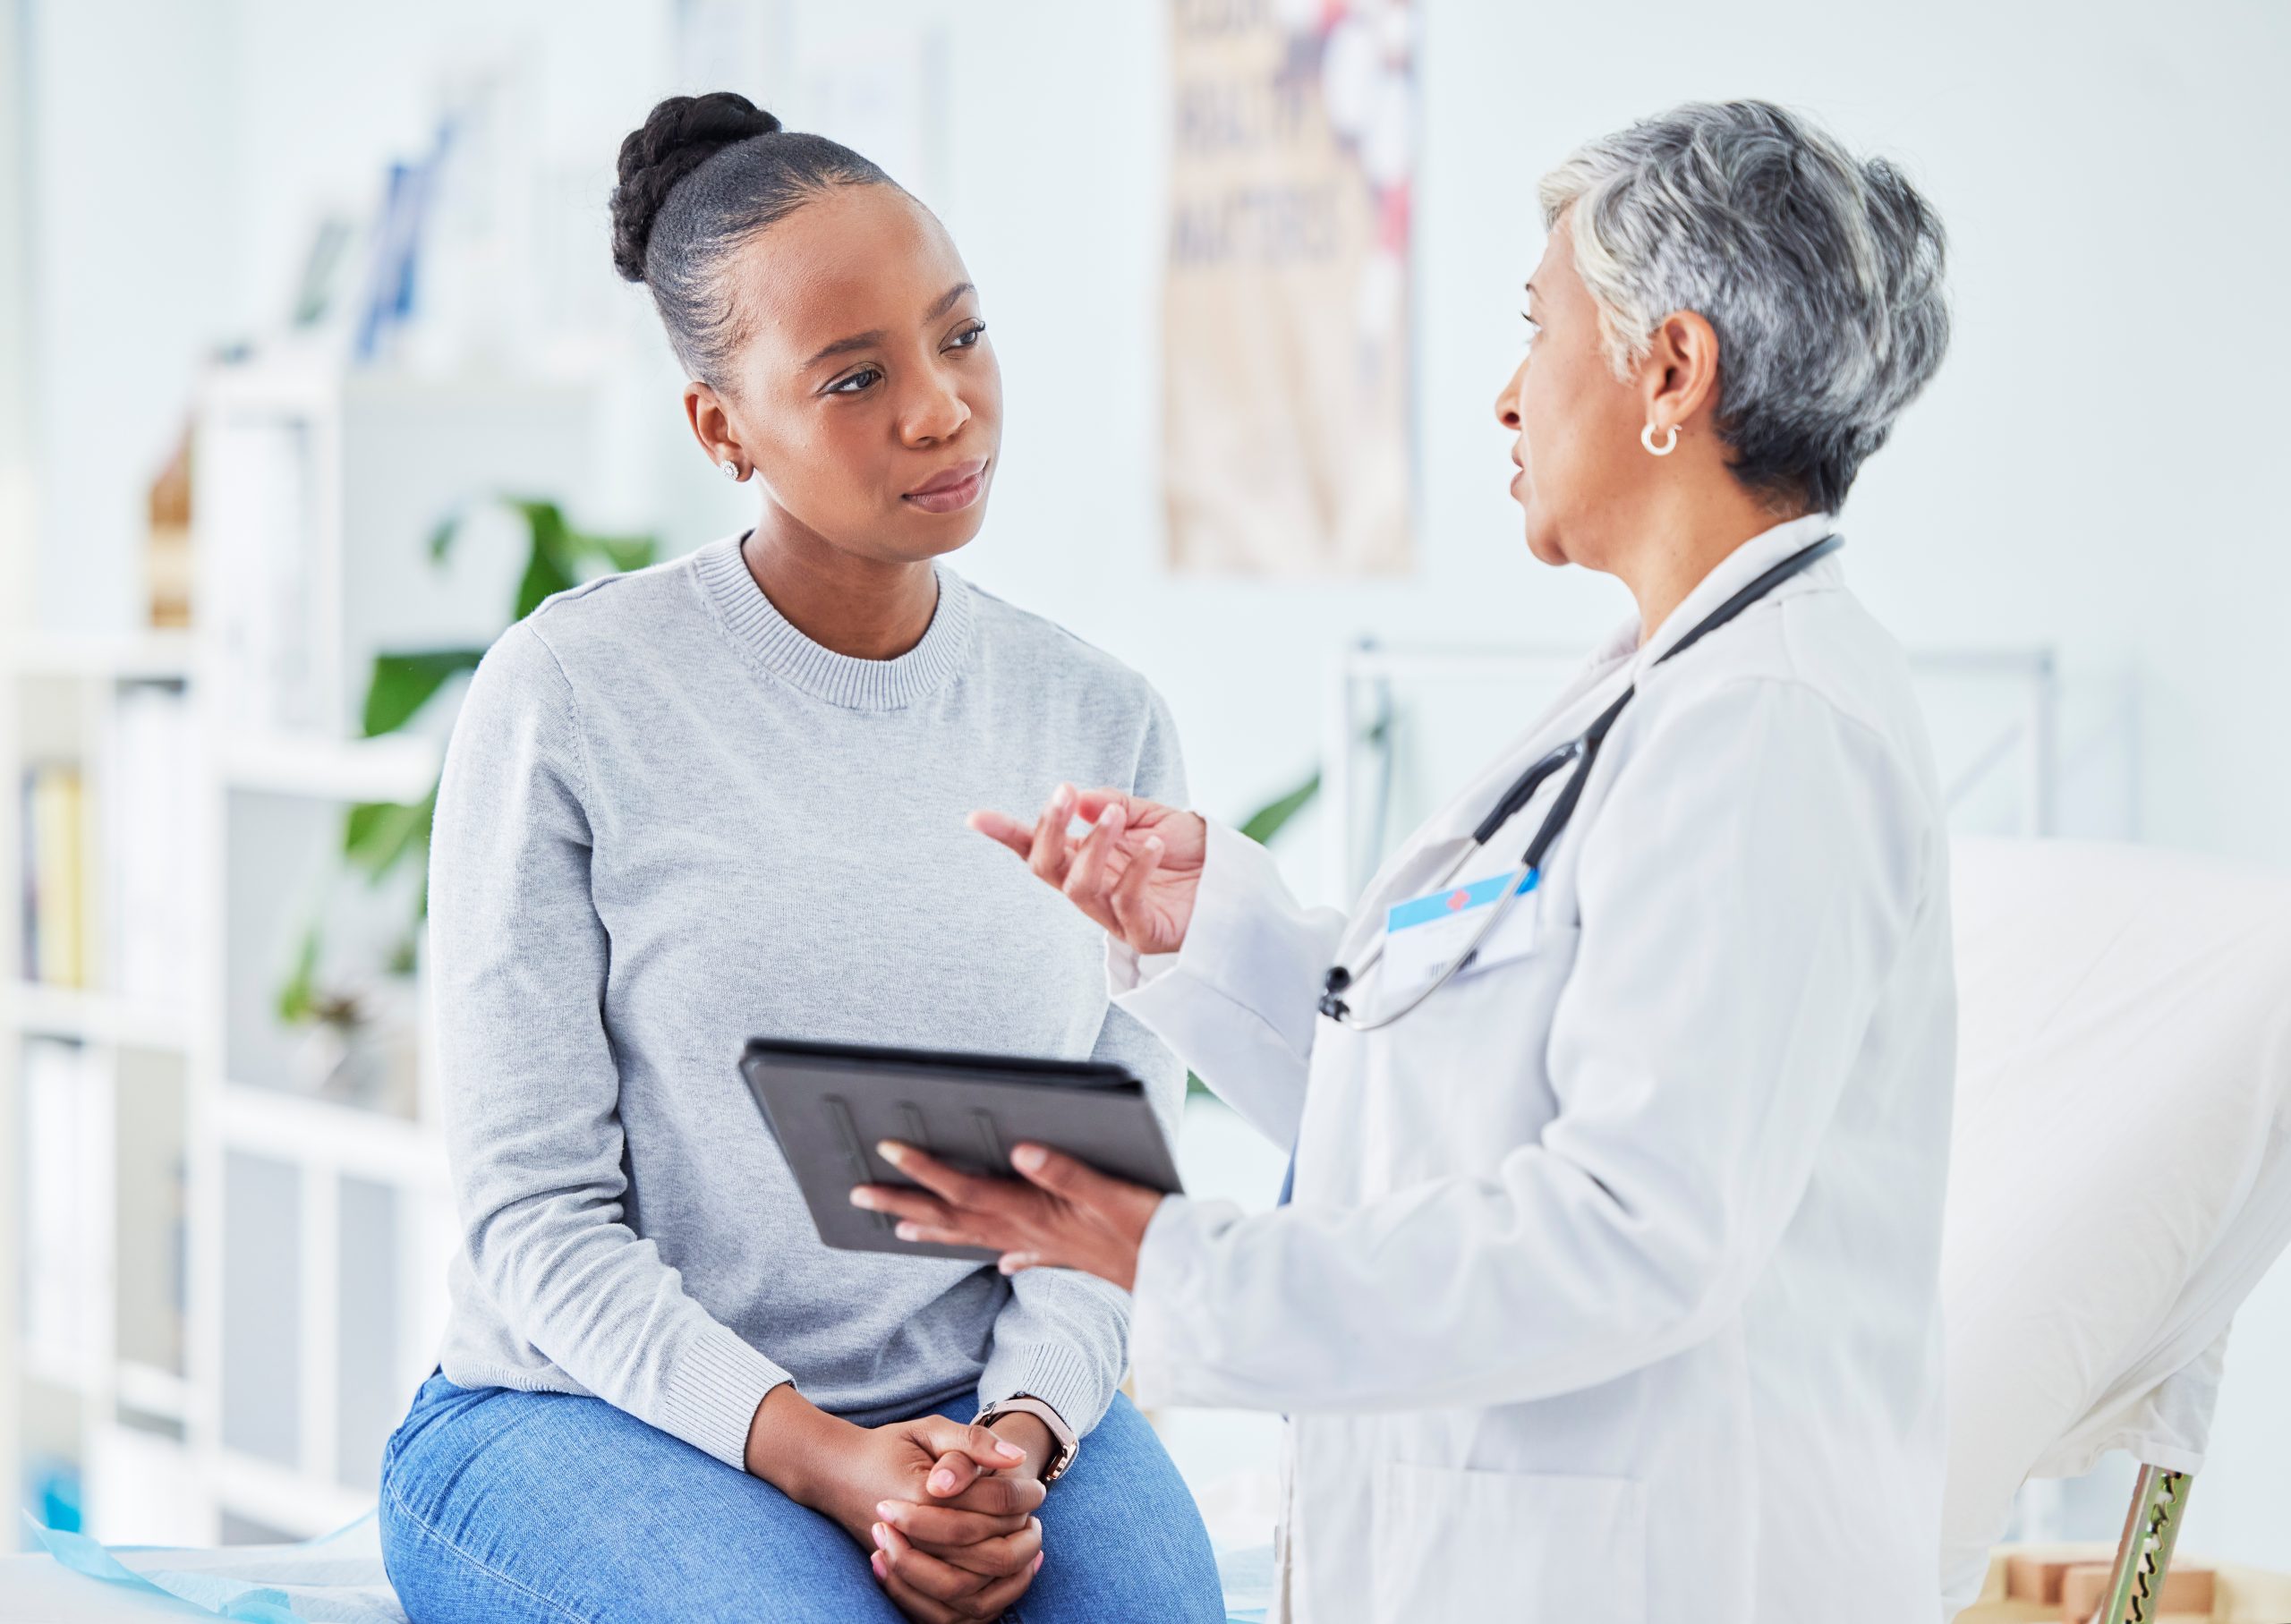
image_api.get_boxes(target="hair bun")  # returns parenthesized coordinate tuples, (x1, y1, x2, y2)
(610, 92, 783, 283)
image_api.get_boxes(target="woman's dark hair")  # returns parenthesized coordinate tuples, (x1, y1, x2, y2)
(609, 91, 896, 386)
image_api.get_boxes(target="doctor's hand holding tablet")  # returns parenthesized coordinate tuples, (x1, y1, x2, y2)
(862, 98, 1961, 1623)
(853, 785, 1204, 1288)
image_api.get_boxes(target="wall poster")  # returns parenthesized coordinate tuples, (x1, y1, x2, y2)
(1163, 0, 1416, 576)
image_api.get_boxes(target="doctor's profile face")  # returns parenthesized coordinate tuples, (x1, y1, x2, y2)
(704, 183, 1003, 566)
(1494, 217, 1647, 570)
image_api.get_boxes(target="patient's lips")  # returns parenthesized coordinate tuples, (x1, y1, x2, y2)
(903, 458, 989, 514)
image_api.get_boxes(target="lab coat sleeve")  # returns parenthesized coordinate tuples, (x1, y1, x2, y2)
(1107, 817, 1348, 1147)
(432, 625, 792, 1469)
(978, 687, 1192, 1434)
(1128, 676, 1935, 1414)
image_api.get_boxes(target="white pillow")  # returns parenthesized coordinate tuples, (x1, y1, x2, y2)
(1938, 838, 2291, 1611)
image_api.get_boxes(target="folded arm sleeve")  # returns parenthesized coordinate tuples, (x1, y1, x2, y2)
(980, 688, 1193, 1434)
(431, 623, 792, 1468)
(1128, 677, 1932, 1414)
(1108, 816, 1346, 1147)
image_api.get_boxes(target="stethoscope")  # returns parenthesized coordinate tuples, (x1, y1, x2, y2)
(1317, 534, 1844, 1031)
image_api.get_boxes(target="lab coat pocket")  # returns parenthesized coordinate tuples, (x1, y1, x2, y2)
(1358, 922, 1582, 1195)
(1369, 1461, 1644, 1622)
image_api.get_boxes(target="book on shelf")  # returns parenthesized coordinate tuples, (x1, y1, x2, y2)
(104, 683, 195, 1006)
(202, 410, 328, 737)
(20, 1035, 96, 1372)
(21, 762, 87, 989)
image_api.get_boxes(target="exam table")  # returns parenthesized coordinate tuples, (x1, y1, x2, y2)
(1942, 839, 2291, 1622)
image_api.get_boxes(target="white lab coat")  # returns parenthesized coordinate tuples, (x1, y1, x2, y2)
(1113, 514, 1956, 1623)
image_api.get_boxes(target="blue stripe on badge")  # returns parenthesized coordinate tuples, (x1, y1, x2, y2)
(1385, 868, 1538, 933)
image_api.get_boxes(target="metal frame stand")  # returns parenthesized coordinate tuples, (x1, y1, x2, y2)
(2097, 1466, 2193, 1623)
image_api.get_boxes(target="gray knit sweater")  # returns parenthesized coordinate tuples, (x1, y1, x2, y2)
(427, 535, 1186, 1469)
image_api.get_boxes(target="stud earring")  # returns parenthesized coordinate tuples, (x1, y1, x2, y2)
(1640, 422, 1679, 457)
(719, 460, 742, 481)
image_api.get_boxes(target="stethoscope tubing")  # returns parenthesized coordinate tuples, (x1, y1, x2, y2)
(1318, 533, 1844, 1031)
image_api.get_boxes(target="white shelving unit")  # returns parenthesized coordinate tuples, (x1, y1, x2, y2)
(3, 358, 597, 1545)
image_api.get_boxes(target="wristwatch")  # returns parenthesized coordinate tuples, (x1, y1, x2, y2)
(975, 1393, 1080, 1484)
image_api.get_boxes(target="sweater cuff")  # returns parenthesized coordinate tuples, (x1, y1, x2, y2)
(655, 1319, 796, 1470)
(977, 1340, 1112, 1439)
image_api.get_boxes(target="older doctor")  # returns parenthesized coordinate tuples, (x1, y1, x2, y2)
(856, 101, 1955, 1622)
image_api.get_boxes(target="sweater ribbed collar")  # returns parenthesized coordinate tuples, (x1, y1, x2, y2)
(693, 534, 975, 712)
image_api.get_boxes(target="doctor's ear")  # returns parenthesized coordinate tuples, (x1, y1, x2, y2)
(684, 380, 749, 480)
(1638, 310, 1723, 446)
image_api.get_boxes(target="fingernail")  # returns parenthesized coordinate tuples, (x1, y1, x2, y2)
(1097, 802, 1122, 827)
(895, 1222, 920, 1241)
(929, 1470, 956, 1494)
(875, 1141, 905, 1165)
(872, 1521, 889, 1547)
(1143, 835, 1163, 853)
(1052, 783, 1073, 806)
(995, 1438, 1026, 1460)
(877, 1500, 899, 1519)
(1030, 1516, 1043, 1533)
(1012, 1144, 1046, 1172)
(848, 1189, 876, 1209)
(871, 1551, 885, 1578)
(1033, 1552, 1044, 1573)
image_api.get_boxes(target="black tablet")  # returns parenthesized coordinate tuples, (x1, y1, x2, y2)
(739, 1037, 1187, 1263)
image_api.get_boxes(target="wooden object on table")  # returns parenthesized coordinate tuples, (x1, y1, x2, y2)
(2007, 1551, 2079, 1604)
(2061, 1559, 2213, 1621)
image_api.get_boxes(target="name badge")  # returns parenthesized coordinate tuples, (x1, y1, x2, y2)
(1381, 868, 1540, 997)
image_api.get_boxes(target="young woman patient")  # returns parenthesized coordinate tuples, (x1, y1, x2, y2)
(375, 92, 1224, 1624)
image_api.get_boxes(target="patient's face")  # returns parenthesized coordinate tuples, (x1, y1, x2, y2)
(1494, 217, 1641, 569)
(711, 184, 1003, 565)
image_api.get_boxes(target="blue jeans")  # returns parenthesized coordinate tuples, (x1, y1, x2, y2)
(379, 1373, 1224, 1624)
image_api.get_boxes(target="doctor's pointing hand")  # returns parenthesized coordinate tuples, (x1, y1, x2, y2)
(857, 99, 1959, 1624)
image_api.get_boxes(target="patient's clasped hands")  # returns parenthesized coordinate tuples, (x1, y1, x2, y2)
(745, 1384, 1050, 1620)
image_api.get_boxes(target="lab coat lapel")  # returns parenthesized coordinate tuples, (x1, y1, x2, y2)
(1324, 640, 1637, 969)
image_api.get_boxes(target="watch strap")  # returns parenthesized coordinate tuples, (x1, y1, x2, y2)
(976, 1393, 1079, 1484)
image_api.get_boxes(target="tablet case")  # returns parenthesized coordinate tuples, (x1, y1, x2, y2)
(740, 1037, 1187, 1263)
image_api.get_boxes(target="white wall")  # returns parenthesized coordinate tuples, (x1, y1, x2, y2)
(21, 0, 239, 632)
(19, 0, 2291, 1572)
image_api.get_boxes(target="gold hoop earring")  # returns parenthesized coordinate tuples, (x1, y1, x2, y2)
(1640, 422, 1679, 457)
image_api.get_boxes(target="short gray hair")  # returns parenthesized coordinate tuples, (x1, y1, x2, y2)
(1539, 100, 1950, 514)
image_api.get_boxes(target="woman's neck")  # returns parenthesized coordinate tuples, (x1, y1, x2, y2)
(739, 515, 940, 661)
(1616, 480, 1806, 647)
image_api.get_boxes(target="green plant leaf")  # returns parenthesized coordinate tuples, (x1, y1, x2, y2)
(428, 508, 462, 563)
(579, 532, 659, 574)
(514, 546, 578, 622)
(1239, 771, 1321, 846)
(343, 782, 439, 885)
(277, 924, 321, 1025)
(362, 648, 486, 737)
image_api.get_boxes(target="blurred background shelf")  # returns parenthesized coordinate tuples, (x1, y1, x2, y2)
(1, 350, 568, 1549)
(218, 734, 441, 804)
(217, 1084, 443, 1186)
(4, 633, 195, 682)
(1, 983, 190, 1050)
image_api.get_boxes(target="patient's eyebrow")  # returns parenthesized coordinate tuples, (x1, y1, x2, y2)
(806, 329, 885, 368)
(803, 284, 978, 369)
